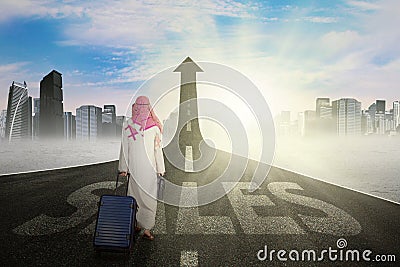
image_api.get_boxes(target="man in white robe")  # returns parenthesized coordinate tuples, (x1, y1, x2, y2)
(119, 96, 165, 240)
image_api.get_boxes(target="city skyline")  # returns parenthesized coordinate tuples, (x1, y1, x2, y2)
(2, 75, 399, 141)
(278, 96, 400, 121)
(0, 70, 125, 141)
(1, 74, 127, 116)
(1, 69, 400, 140)
(277, 96, 400, 137)
(1, 1, 400, 117)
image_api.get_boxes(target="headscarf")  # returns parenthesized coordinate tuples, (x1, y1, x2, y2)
(131, 96, 163, 133)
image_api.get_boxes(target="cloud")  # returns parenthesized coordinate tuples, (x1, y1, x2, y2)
(0, 62, 36, 111)
(54, 0, 263, 83)
(61, 0, 258, 46)
(347, 0, 381, 10)
(57, 0, 400, 114)
(0, 62, 29, 73)
(320, 30, 363, 57)
(0, 0, 84, 23)
(303, 16, 338, 23)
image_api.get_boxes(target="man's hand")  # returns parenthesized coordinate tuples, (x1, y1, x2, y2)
(120, 171, 127, 177)
(158, 172, 165, 177)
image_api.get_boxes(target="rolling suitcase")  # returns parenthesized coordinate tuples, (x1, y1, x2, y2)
(93, 172, 137, 254)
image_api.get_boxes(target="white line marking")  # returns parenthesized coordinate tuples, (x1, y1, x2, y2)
(185, 146, 193, 172)
(176, 182, 235, 234)
(186, 121, 191, 131)
(222, 182, 305, 235)
(180, 251, 198, 267)
(268, 182, 362, 236)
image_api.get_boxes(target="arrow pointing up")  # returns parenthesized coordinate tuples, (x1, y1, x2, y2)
(174, 56, 203, 73)
(174, 57, 203, 86)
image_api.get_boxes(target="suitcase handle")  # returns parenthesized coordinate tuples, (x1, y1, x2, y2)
(116, 172, 130, 196)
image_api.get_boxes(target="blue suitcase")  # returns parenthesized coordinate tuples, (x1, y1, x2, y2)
(93, 173, 137, 254)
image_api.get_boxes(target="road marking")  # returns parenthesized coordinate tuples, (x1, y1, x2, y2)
(268, 182, 362, 236)
(185, 146, 194, 172)
(14, 181, 120, 236)
(180, 251, 198, 267)
(14, 180, 362, 237)
(186, 121, 192, 131)
(176, 182, 235, 234)
(222, 182, 306, 234)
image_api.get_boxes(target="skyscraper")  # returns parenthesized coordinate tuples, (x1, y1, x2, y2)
(39, 70, 64, 138)
(314, 98, 334, 135)
(361, 110, 373, 135)
(375, 113, 386, 135)
(332, 98, 361, 136)
(63, 112, 76, 140)
(385, 112, 395, 133)
(297, 110, 317, 136)
(319, 105, 333, 119)
(376, 100, 386, 114)
(0, 110, 7, 140)
(116, 115, 126, 137)
(102, 105, 117, 138)
(316, 98, 330, 118)
(5, 81, 32, 141)
(393, 101, 399, 129)
(76, 105, 102, 140)
(368, 103, 376, 133)
(32, 98, 40, 138)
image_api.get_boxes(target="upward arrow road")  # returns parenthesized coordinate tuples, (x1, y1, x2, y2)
(168, 57, 205, 161)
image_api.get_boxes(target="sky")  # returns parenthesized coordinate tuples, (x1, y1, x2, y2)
(0, 0, 399, 120)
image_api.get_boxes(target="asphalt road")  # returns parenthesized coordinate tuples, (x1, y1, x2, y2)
(0, 150, 399, 266)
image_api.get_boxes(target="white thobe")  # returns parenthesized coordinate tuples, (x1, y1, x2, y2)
(118, 118, 165, 230)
